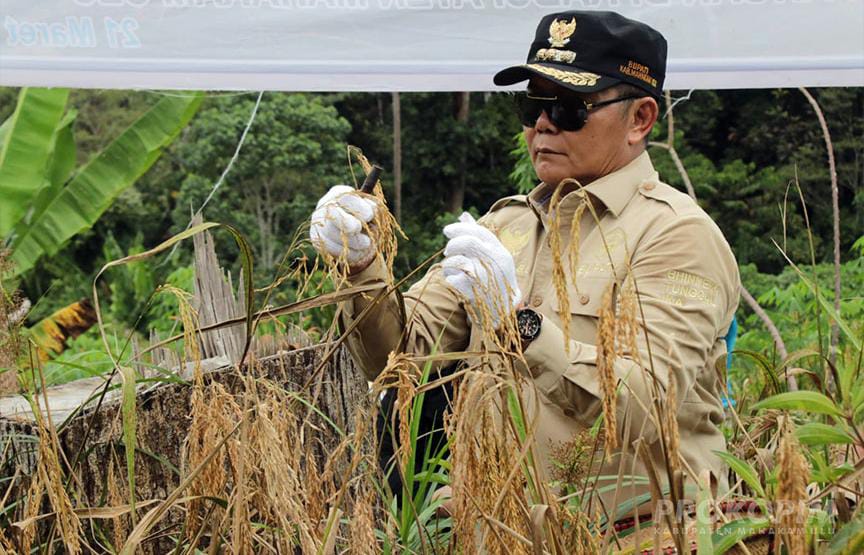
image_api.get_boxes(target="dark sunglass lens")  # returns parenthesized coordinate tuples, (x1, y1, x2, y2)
(515, 94, 544, 127)
(550, 98, 588, 131)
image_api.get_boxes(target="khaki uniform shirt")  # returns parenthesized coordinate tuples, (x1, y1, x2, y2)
(341, 151, 739, 515)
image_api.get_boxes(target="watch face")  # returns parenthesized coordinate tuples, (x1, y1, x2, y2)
(517, 309, 542, 341)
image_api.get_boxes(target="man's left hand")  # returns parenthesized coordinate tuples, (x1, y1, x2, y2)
(441, 212, 521, 329)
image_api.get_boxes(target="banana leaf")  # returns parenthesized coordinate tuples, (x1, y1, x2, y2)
(0, 88, 70, 237)
(27, 298, 98, 363)
(13, 109, 78, 237)
(10, 92, 204, 277)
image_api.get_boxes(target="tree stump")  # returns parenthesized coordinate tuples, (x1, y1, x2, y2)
(0, 344, 370, 553)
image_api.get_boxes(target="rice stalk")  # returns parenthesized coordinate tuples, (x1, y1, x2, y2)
(448, 368, 529, 554)
(348, 484, 378, 555)
(597, 282, 619, 453)
(27, 392, 83, 554)
(567, 198, 589, 292)
(663, 378, 680, 478)
(374, 352, 420, 471)
(546, 182, 572, 354)
(106, 455, 128, 550)
(616, 272, 641, 368)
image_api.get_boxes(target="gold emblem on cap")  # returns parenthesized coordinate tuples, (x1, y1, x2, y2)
(548, 17, 576, 48)
(524, 64, 600, 87)
(536, 48, 576, 64)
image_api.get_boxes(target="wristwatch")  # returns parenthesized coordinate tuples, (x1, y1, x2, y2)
(516, 308, 542, 346)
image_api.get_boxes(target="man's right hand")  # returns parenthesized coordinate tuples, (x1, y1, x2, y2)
(310, 185, 378, 271)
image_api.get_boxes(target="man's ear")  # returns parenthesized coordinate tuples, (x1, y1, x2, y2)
(628, 97, 659, 146)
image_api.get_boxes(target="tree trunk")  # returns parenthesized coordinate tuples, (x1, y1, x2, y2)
(391, 92, 402, 223)
(447, 92, 470, 214)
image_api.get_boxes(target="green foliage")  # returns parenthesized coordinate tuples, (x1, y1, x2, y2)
(171, 92, 351, 274)
(733, 240, 864, 395)
(0, 88, 70, 237)
(509, 132, 537, 194)
(653, 88, 864, 272)
(3, 89, 203, 277)
(378, 360, 452, 553)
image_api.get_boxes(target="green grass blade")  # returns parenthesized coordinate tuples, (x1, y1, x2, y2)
(712, 517, 771, 554)
(119, 365, 138, 524)
(713, 451, 766, 498)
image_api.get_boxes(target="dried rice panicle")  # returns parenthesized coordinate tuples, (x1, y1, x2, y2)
(28, 401, 83, 554)
(106, 455, 128, 550)
(244, 393, 318, 552)
(557, 503, 601, 554)
(567, 195, 589, 290)
(349, 484, 379, 555)
(373, 352, 420, 469)
(547, 182, 572, 355)
(17, 462, 43, 554)
(448, 369, 529, 554)
(616, 272, 641, 368)
(183, 380, 243, 544)
(662, 378, 680, 478)
(775, 419, 810, 555)
(158, 285, 202, 382)
(596, 282, 619, 453)
(346, 147, 407, 281)
(464, 256, 521, 354)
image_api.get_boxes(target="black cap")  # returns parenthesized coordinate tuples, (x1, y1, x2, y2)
(494, 11, 667, 98)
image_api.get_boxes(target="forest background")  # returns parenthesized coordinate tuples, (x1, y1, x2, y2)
(1, 85, 862, 392)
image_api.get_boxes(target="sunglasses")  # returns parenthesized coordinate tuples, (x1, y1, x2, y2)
(514, 91, 644, 131)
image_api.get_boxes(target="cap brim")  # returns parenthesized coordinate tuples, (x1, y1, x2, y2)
(493, 63, 620, 94)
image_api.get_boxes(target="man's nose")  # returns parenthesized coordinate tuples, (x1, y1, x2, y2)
(535, 109, 558, 133)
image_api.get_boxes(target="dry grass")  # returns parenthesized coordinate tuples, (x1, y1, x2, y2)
(775, 418, 810, 554)
(0, 250, 23, 394)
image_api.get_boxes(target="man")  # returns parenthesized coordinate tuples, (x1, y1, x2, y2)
(310, 10, 739, 521)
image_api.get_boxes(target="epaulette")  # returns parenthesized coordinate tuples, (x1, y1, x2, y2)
(488, 194, 529, 213)
(638, 180, 695, 216)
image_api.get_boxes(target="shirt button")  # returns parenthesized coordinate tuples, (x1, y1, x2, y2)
(579, 294, 590, 305)
(531, 295, 543, 307)
(642, 181, 656, 191)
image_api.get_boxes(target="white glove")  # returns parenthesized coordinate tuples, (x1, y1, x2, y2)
(441, 212, 521, 329)
(310, 185, 378, 266)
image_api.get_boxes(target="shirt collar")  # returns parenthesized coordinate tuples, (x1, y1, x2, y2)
(527, 151, 658, 220)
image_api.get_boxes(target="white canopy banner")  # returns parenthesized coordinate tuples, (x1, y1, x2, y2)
(2, 0, 863, 91)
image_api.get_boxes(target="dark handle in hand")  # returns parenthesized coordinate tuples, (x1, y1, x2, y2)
(360, 165, 383, 194)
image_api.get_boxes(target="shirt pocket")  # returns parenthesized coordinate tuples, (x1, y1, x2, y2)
(549, 278, 611, 341)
